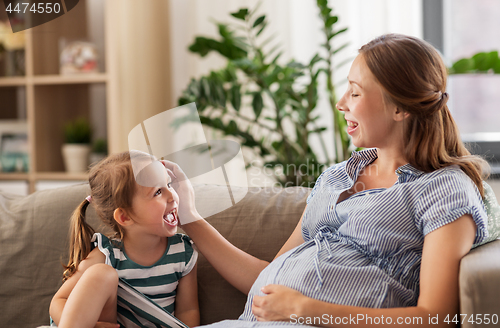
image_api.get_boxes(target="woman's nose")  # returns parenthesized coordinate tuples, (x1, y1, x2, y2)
(336, 101, 346, 112)
(336, 94, 348, 112)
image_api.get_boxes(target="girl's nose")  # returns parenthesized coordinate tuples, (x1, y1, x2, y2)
(164, 187, 175, 201)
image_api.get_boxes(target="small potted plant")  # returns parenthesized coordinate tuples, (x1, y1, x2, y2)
(62, 117, 92, 173)
(90, 138, 107, 167)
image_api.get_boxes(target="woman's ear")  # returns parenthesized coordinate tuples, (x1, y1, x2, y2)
(114, 208, 133, 227)
(394, 107, 410, 122)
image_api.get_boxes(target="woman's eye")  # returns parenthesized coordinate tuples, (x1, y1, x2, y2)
(154, 189, 162, 196)
(351, 94, 359, 98)
(167, 182, 172, 189)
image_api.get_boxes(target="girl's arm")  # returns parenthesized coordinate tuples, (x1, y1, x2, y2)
(252, 214, 476, 328)
(174, 263, 200, 327)
(49, 248, 107, 325)
(163, 160, 306, 294)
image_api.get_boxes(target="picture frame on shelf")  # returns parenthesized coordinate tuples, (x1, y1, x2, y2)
(59, 40, 99, 75)
(0, 120, 28, 173)
(0, 132, 28, 173)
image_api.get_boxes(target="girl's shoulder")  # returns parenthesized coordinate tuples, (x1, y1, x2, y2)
(166, 233, 198, 276)
(167, 233, 196, 255)
(91, 232, 122, 268)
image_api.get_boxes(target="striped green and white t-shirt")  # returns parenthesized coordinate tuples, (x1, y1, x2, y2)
(92, 232, 197, 327)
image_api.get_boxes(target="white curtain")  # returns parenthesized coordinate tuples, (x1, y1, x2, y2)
(106, 0, 173, 153)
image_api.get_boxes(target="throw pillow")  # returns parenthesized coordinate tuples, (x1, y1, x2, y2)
(472, 181, 500, 248)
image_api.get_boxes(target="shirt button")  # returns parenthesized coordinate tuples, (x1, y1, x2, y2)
(396, 169, 402, 174)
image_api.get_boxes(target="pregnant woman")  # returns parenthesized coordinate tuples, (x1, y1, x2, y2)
(164, 33, 489, 328)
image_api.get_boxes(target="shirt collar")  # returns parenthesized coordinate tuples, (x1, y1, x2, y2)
(395, 163, 424, 178)
(348, 148, 424, 180)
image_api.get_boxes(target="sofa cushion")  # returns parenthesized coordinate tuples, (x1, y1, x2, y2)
(0, 183, 100, 328)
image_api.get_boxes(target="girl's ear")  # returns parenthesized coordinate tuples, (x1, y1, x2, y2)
(114, 208, 133, 227)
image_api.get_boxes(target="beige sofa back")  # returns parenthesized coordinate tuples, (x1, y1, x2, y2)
(0, 183, 310, 327)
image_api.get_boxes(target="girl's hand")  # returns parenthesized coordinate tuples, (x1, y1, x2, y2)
(252, 285, 307, 322)
(160, 160, 201, 225)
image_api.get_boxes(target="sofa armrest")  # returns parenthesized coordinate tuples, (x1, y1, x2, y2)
(459, 239, 500, 328)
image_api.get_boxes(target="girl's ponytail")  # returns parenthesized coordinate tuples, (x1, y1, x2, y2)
(63, 198, 95, 281)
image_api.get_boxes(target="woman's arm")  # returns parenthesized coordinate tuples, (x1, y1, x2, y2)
(163, 160, 306, 294)
(181, 218, 268, 294)
(182, 209, 306, 294)
(274, 207, 306, 260)
(252, 214, 476, 328)
(175, 263, 200, 327)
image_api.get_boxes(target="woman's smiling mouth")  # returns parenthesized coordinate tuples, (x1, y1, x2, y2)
(346, 120, 359, 135)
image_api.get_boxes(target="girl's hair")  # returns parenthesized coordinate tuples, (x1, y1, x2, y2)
(63, 151, 151, 280)
(359, 33, 489, 196)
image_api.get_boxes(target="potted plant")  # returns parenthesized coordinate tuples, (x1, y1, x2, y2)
(62, 117, 92, 173)
(177, 1, 350, 187)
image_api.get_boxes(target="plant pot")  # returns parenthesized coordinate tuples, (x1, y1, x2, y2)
(62, 144, 91, 173)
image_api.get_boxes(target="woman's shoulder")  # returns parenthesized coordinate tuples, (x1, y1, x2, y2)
(420, 165, 476, 187)
(415, 165, 483, 204)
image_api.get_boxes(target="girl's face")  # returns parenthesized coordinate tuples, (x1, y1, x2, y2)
(130, 166, 180, 238)
(336, 55, 402, 149)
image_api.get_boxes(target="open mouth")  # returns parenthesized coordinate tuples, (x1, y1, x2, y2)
(346, 120, 359, 134)
(163, 208, 178, 227)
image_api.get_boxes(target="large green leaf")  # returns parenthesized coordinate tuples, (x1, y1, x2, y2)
(230, 84, 242, 111)
(231, 8, 248, 20)
(252, 92, 264, 119)
(253, 15, 266, 28)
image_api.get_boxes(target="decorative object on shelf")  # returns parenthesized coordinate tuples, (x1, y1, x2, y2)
(90, 138, 107, 166)
(0, 132, 29, 172)
(178, 1, 350, 187)
(62, 117, 92, 173)
(0, 20, 26, 77)
(60, 40, 98, 75)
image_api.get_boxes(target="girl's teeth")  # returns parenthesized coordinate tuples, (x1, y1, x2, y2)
(167, 213, 174, 222)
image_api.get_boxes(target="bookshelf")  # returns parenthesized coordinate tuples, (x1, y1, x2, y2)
(0, 0, 114, 193)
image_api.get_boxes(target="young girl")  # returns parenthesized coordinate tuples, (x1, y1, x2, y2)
(49, 151, 199, 328)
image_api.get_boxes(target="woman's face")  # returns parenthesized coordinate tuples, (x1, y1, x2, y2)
(336, 55, 402, 149)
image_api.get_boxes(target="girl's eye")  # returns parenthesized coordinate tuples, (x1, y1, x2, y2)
(351, 94, 359, 98)
(154, 189, 162, 196)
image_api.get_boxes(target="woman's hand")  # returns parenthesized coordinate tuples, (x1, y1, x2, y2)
(160, 160, 201, 225)
(252, 285, 307, 322)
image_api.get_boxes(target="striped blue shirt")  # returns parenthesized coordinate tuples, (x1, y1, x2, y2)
(203, 148, 488, 328)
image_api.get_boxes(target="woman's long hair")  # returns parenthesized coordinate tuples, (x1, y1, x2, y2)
(359, 34, 489, 196)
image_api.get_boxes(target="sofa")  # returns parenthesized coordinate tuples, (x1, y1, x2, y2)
(0, 183, 499, 328)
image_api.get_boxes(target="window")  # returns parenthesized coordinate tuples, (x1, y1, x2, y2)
(436, 0, 500, 172)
